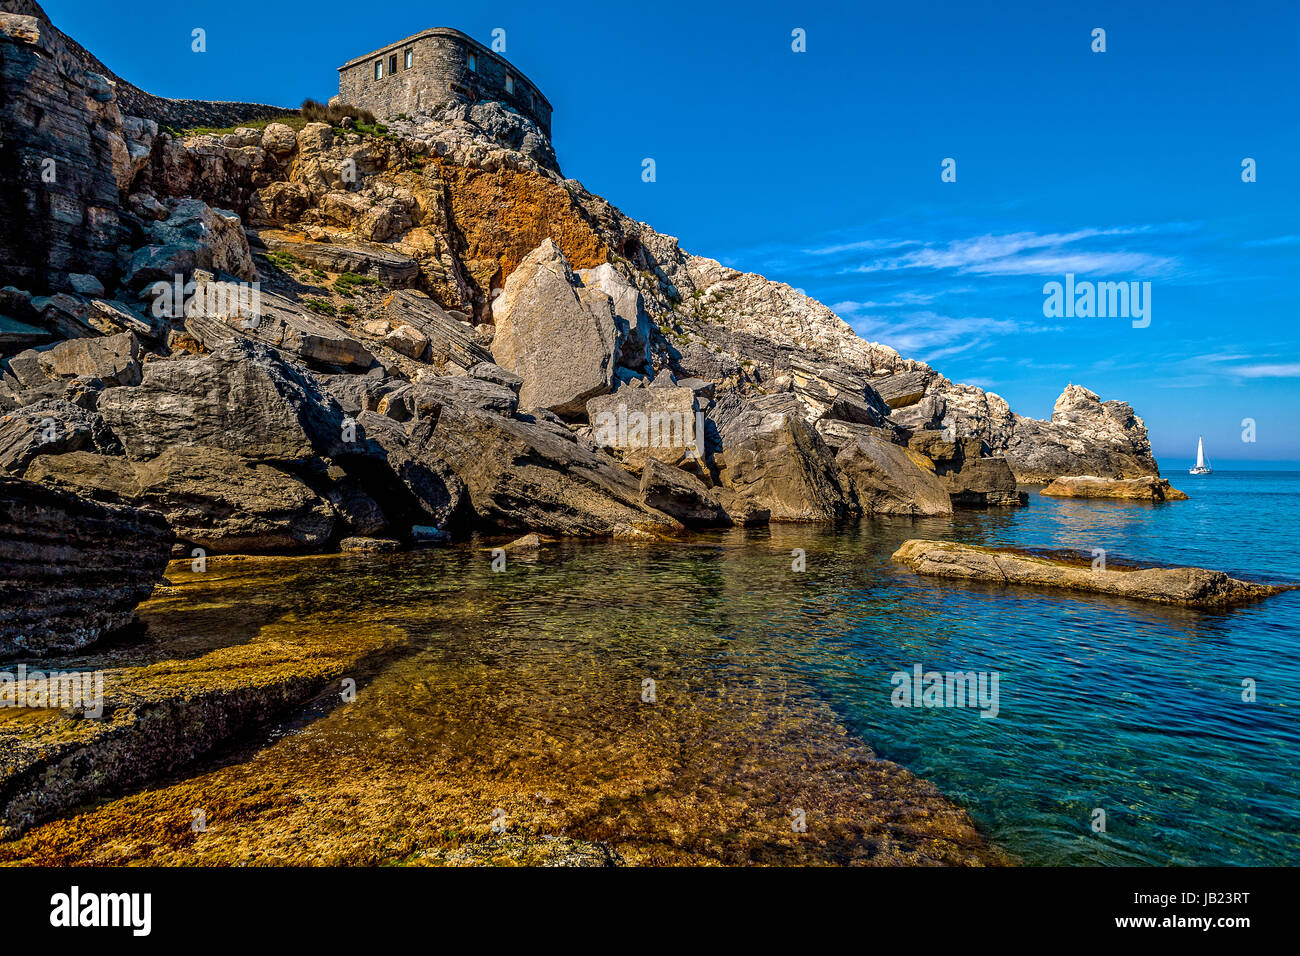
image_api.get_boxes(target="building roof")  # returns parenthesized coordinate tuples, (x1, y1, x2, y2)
(336, 27, 552, 111)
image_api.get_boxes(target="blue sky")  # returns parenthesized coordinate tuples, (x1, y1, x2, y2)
(46, 0, 1300, 464)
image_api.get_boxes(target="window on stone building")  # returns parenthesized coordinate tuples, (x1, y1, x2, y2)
(374, 60, 383, 80)
(505, 74, 514, 94)
(467, 52, 477, 72)
(389, 54, 398, 75)
(405, 49, 413, 69)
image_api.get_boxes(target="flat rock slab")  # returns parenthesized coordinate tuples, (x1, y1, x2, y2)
(892, 539, 1290, 608)
(1041, 475, 1188, 501)
(256, 231, 420, 286)
(0, 607, 406, 838)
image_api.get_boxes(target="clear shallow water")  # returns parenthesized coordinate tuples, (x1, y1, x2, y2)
(802, 472, 1300, 865)
(114, 471, 1300, 865)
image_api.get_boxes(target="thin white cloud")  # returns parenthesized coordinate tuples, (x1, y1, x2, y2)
(1228, 363, 1300, 379)
(835, 304, 1062, 364)
(1244, 235, 1300, 248)
(841, 228, 1179, 277)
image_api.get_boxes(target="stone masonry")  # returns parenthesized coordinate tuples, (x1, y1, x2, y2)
(338, 28, 552, 137)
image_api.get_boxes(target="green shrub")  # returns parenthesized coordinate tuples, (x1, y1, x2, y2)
(265, 251, 299, 271)
(334, 272, 380, 297)
(305, 299, 337, 316)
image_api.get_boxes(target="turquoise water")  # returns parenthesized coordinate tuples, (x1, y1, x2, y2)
(807, 471, 1300, 865)
(137, 470, 1300, 865)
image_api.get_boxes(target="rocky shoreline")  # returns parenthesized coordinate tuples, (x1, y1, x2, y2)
(0, 1, 1222, 866)
(2, 2, 1162, 575)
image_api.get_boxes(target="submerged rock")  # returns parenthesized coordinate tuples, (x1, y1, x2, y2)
(0, 609, 406, 838)
(413, 834, 625, 867)
(892, 540, 1290, 608)
(339, 536, 403, 553)
(1041, 475, 1188, 501)
(0, 476, 172, 658)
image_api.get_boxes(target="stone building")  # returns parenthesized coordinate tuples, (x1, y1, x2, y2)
(338, 29, 552, 138)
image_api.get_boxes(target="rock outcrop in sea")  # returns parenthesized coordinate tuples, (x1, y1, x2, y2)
(1041, 475, 1188, 501)
(892, 540, 1289, 608)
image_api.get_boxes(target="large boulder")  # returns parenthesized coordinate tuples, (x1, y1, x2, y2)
(586, 383, 705, 471)
(26, 446, 336, 553)
(95, 339, 348, 462)
(711, 393, 853, 521)
(491, 240, 619, 417)
(870, 371, 929, 409)
(907, 432, 1024, 507)
(420, 398, 680, 536)
(127, 199, 255, 287)
(638, 458, 727, 527)
(35, 331, 141, 386)
(940, 455, 1023, 507)
(0, 475, 172, 658)
(789, 357, 890, 430)
(0, 399, 121, 474)
(345, 412, 466, 530)
(674, 342, 743, 385)
(576, 262, 653, 370)
(835, 433, 953, 517)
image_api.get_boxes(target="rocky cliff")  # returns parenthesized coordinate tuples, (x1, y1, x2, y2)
(0, 3, 1162, 566)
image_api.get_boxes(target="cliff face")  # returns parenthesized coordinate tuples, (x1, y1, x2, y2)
(0, 4, 1160, 571)
(0, 7, 126, 292)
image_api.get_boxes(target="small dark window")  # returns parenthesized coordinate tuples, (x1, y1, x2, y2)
(467, 51, 477, 72)
(389, 54, 398, 75)
(505, 74, 514, 94)
(374, 60, 383, 80)
(404, 49, 413, 69)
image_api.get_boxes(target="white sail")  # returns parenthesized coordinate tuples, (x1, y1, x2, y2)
(1190, 436, 1212, 474)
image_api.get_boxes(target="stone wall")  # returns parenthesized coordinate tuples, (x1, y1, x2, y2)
(338, 28, 551, 137)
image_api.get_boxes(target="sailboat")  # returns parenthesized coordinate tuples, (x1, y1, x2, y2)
(1189, 436, 1212, 475)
